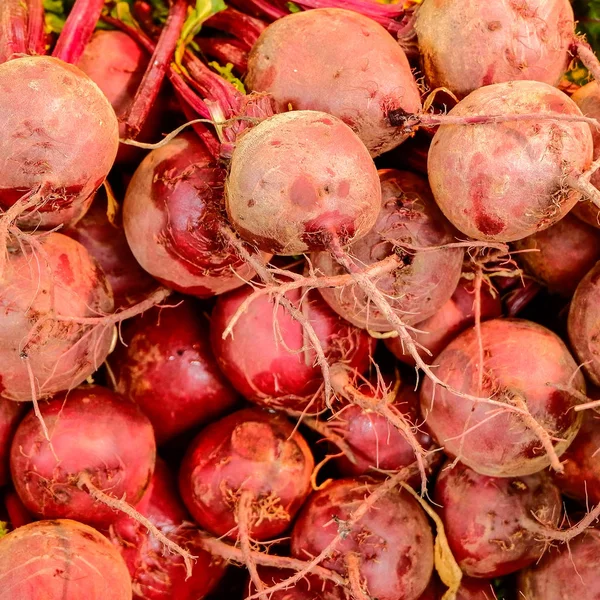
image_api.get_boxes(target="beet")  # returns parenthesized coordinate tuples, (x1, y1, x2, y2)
(210, 286, 374, 411)
(0, 400, 24, 486)
(10, 385, 156, 527)
(247, 567, 345, 600)
(179, 408, 314, 540)
(111, 298, 239, 444)
(291, 477, 434, 600)
(0, 519, 132, 599)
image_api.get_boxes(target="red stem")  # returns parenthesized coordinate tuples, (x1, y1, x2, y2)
(205, 7, 267, 49)
(123, 0, 188, 139)
(51, 0, 105, 63)
(227, 0, 287, 22)
(26, 0, 45, 55)
(0, 0, 27, 63)
(196, 37, 248, 73)
(572, 38, 600, 84)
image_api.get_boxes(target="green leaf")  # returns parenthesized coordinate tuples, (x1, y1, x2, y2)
(148, 0, 170, 23)
(0, 522, 8, 539)
(286, 2, 301, 13)
(43, 0, 67, 34)
(209, 61, 246, 93)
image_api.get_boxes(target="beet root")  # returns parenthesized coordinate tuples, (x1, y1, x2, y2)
(434, 461, 562, 578)
(210, 286, 373, 411)
(10, 385, 156, 527)
(414, 0, 574, 99)
(110, 460, 226, 600)
(247, 8, 421, 157)
(313, 169, 464, 332)
(0, 519, 132, 599)
(225, 110, 381, 255)
(0, 56, 119, 228)
(427, 81, 593, 242)
(111, 297, 239, 444)
(0, 232, 114, 401)
(123, 133, 269, 297)
(420, 319, 584, 477)
(179, 408, 314, 541)
(248, 567, 345, 600)
(291, 477, 434, 600)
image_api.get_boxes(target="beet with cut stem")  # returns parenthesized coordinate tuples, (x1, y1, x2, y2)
(10, 385, 156, 527)
(179, 408, 314, 541)
(111, 298, 239, 444)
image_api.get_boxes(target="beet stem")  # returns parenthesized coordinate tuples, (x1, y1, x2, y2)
(51, 0, 105, 63)
(0, 0, 27, 63)
(205, 7, 266, 49)
(26, 0, 45, 55)
(238, 491, 268, 600)
(227, 0, 287, 21)
(123, 0, 188, 139)
(573, 38, 600, 85)
(568, 174, 600, 211)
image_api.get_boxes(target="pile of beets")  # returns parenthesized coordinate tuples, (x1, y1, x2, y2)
(3, 0, 600, 598)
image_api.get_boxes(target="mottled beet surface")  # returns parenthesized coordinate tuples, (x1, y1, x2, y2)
(291, 478, 434, 600)
(420, 319, 584, 476)
(0, 519, 132, 599)
(210, 286, 374, 411)
(110, 460, 226, 600)
(314, 169, 464, 332)
(179, 408, 313, 540)
(10, 386, 156, 527)
(247, 8, 421, 156)
(428, 81, 593, 242)
(112, 298, 239, 444)
(434, 462, 561, 578)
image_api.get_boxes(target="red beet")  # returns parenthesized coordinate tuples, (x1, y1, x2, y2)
(385, 279, 502, 365)
(291, 478, 434, 600)
(10, 386, 156, 527)
(247, 567, 344, 600)
(64, 194, 158, 309)
(0, 400, 24, 486)
(109, 460, 226, 600)
(434, 462, 562, 578)
(210, 286, 374, 411)
(3, 488, 34, 529)
(179, 408, 314, 540)
(111, 298, 239, 444)
(0, 519, 132, 599)
(418, 575, 496, 600)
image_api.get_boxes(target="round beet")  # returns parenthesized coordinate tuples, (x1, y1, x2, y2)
(225, 110, 381, 255)
(420, 319, 584, 477)
(64, 195, 158, 309)
(414, 0, 574, 99)
(517, 529, 600, 599)
(247, 8, 421, 156)
(435, 462, 561, 578)
(123, 133, 268, 297)
(110, 460, 226, 600)
(10, 385, 156, 527)
(427, 81, 593, 242)
(313, 169, 464, 331)
(514, 212, 600, 296)
(248, 567, 345, 600)
(418, 575, 496, 600)
(0, 519, 132, 599)
(554, 411, 600, 505)
(291, 477, 434, 600)
(0, 400, 24, 487)
(0, 232, 114, 401)
(179, 408, 314, 540)
(0, 56, 119, 228)
(385, 279, 502, 365)
(210, 286, 373, 411)
(568, 261, 600, 386)
(111, 298, 239, 444)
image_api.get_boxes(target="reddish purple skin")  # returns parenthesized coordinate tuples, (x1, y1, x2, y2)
(517, 529, 600, 599)
(63, 196, 158, 309)
(4, 488, 34, 529)
(554, 411, 600, 505)
(333, 382, 437, 478)
(0, 400, 25, 487)
(428, 81, 593, 242)
(514, 212, 600, 296)
(291, 478, 434, 600)
(386, 279, 502, 365)
(10, 386, 156, 527)
(420, 319, 585, 477)
(568, 262, 600, 386)
(210, 286, 374, 411)
(247, 8, 421, 156)
(109, 460, 226, 600)
(124, 133, 268, 297)
(418, 575, 496, 599)
(111, 299, 239, 445)
(247, 567, 344, 599)
(314, 169, 464, 332)
(179, 408, 314, 540)
(434, 462, 561, 578)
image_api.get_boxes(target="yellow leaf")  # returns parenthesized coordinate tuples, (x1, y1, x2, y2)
(103, 180, 120, 227)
